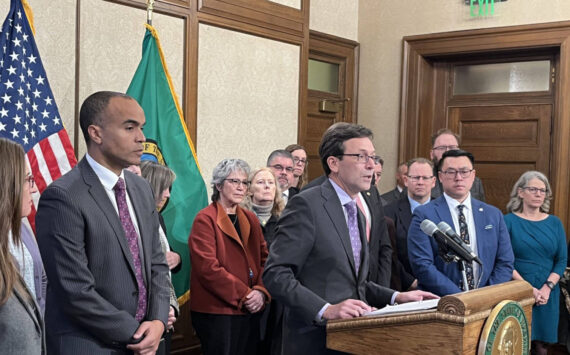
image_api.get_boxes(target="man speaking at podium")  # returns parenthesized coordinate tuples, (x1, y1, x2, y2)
(407, 149, 514, 296)
(263, 123, 436, 354)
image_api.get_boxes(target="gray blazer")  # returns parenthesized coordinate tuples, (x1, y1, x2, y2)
(0, 286, 45, 354)
(36, 158, 170, 354)
(263, 179, 394, 354)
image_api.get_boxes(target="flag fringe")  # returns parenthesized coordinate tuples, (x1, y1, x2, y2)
(145, 24, 203, 174)
(21, 0, 35, 36)
(177, 289, 190, 306)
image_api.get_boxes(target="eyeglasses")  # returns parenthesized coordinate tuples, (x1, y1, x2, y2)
(25, 174, 35, 188)
(293, 157, 307, 165)
(522, 186, 547, 195)
(254, 179, 275, 186)
(440, 169, 473, 179)
(407, 175, 434, 182)
(338, 153, 382, 165)
(224, 178, 250, 188)
(432, 145, 459, 152)
(270, 164, 294, 173)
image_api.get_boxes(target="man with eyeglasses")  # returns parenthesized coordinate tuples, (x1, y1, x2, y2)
(384, 158, 435, 291)
(267, 149, 297, 204)
(263, 122, 437, 354)
(407, 149, 514, 296)
(430, 128, 486, 202)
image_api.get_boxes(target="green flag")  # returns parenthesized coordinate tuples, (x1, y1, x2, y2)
(127, 24, 208, 304)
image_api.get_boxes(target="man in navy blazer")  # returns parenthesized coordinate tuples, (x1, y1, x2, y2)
(407, 149, 514, 296)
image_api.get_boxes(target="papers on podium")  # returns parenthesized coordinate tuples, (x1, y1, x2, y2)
(365, 299, 439, 317)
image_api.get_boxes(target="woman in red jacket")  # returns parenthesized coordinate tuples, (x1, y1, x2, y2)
(189, 158, 270, 355)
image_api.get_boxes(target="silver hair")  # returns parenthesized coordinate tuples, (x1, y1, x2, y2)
(211, 158, 251, 202)
(506, 170, 552, 213)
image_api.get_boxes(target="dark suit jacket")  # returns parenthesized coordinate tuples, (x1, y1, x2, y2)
(407, 195, 514, 296)
(36, 158, 170, 354)
(304, 175, 392, 288)
(381, 187, 405, 205)
(263, 179, 395, 354)
(384, 197, 416, 290)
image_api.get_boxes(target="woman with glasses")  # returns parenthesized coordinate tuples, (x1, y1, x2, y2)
(0, 138, 45, 354)
(505, 171, 567, 355)
(189, 159, 270, 355)
(285, 144, 308, 189)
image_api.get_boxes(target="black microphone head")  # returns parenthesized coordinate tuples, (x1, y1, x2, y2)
(437, 221, 455, 235)
(420, 219, 438, 236)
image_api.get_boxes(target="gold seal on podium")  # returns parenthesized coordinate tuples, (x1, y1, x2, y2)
(478, 300, 529, 355)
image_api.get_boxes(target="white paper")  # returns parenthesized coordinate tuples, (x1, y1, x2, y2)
(364, 299, 440, 316)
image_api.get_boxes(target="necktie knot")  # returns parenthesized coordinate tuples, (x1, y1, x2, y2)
(345, 201, 357, 215)
(458, 204, 465, 213)
(114, 177, 126, 193)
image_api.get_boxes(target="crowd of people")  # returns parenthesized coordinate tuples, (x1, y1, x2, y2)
(0, 91, 567, 355)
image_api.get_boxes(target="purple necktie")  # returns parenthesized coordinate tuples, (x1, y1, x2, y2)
(344, 201, 362, 274)
(114, 177, 147, 321)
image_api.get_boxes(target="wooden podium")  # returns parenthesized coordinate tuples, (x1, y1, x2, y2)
(326, 280, 534, 354)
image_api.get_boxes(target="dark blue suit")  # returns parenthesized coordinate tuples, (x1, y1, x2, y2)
(407, 195, 514, 296)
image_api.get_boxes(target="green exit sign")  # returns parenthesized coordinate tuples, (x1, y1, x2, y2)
(467, 0, 507, 17)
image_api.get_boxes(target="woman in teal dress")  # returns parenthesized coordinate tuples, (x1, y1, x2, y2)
(505, 171, 567, 355)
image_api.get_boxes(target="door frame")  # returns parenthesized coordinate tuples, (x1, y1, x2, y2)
(400, 21, 570, 231)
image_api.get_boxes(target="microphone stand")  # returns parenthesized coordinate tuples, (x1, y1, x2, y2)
(458, 260, 470, 292)
(435, 240, 471, 291)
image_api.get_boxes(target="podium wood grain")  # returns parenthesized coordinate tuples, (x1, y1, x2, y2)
(326, 280, 533, 354)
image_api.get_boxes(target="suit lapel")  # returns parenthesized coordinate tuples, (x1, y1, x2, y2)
(321, 181, 358, 276)
(399, 198, 412, 234)
(14, 284, 42, 334)
(433, 196, 455, 229)
(471, 199, 486, 258)
(80, 159, 138, 277)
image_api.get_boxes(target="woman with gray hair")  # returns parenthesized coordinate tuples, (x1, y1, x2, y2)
(504, 171, 567, 355)
(189, 159, 270, 355)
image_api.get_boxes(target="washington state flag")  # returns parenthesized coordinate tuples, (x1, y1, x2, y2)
(127, 24, 208, 304)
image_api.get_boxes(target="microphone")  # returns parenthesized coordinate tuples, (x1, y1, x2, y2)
(437, 221, 482, 265)
(420, 219, 481, 264)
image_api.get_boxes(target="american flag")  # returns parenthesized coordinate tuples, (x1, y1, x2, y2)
(0, 0, 76, 229)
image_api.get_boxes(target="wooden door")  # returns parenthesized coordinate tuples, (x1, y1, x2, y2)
(449, 105, 552, 212)
(301, 31, 359, 181)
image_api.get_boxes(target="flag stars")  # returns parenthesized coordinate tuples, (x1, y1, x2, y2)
(15, 100, 23, 110)
(27, 68, 32, 77)
(24, 122, 29, 131)
(30, 116, 36, 125)
(13, 114, 21, 124)
(10, 128, 19, 138)
(14, 23, 22, 33)
(53, 116, 60, 125)
(1, 93, 11, 103)
(32, 89, 41, 98)
(25, 95, 30, 104)
(12, 37, 21, 47)
(41, 109, 49, 119)
(36, 75, 45, 85)
(39, 123, 47, 132)
(17, 10, 22, 19)
(27, 54, 36, 64)
(4, 79, 14, 89)
(6, 65, 16, 75)
(30, 130, 36, 138)
(22, 136, 28, 145)
(21, 59, 26, 69)
(22, 33, 28, 42)
(32, 102, 38, 111)
(0, 107, 8, 117)
(19, 74, 24, 83)
(44, 97, 52, 105)
(0, 121, 5, 131)
(9, 51, 18, 61)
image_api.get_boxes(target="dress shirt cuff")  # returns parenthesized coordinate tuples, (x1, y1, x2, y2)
(390, 292, 399, 305)
(316, 303, 330, 322)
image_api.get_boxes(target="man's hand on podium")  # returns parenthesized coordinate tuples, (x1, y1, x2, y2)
(323, 299, 374, 320)
(395, 290, 439, 304)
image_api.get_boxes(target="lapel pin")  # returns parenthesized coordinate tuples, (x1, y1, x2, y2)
(479, 208, 483, 212)
(485, 225, 493, 230)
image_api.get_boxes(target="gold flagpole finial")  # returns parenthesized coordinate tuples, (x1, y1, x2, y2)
(147, 0, 155, 26)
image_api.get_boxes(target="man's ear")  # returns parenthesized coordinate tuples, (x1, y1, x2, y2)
(88, 125, 103, 145)
(327, 156, 339, 174)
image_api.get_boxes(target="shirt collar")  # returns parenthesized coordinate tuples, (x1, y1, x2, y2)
(328, 178, 355, 206)
(443, 192, 472, 212)
(408, 195, 430, 213)
(85, 153, 125, 191)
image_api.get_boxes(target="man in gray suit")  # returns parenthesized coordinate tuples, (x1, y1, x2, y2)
(430, 128, 485, 201)
(263, 123, 436, 354)
(36, 91, 170, 354)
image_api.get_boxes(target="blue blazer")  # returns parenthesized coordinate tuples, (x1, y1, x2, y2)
(407, 195, 514, 296)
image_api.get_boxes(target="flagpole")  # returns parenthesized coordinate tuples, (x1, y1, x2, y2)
(147, 0, 155, 26)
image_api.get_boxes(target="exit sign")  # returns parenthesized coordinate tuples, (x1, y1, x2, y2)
(466, 0, 507, 17)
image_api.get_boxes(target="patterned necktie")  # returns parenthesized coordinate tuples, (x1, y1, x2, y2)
(457, 204, 475, 290)
(113, 177, 147, 321)
(344, 201, 362, 274)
